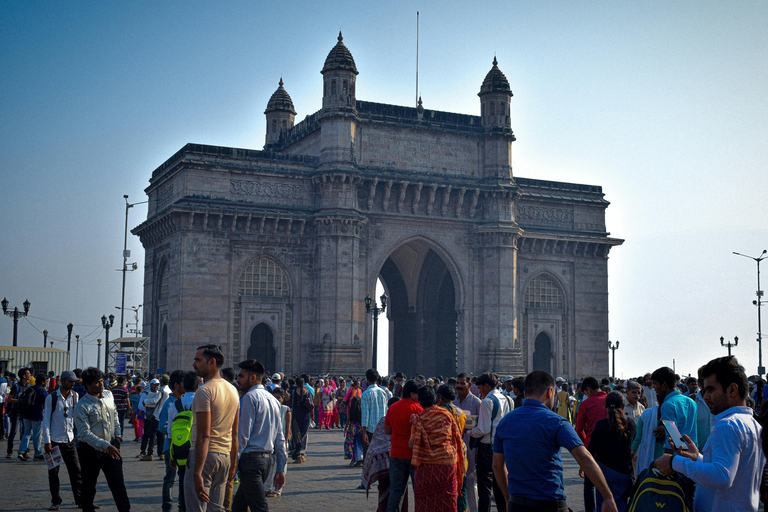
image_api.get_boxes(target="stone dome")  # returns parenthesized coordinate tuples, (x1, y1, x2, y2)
(265, 78, 296, 114)
(322, 31, 358, 75)
(479, 57, 512, 96)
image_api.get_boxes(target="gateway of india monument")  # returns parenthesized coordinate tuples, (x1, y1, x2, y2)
(133, 33, 623, 379)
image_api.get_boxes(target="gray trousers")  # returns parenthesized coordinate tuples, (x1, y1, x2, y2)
(183, 450, 231, 512)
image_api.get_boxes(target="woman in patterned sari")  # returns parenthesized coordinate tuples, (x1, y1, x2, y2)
(410, 385, 465, 512)
(344, 380, 364, 466)
(436, 385, 468, 512)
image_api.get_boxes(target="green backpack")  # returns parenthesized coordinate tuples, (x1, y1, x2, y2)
(170, 399, 193, 466)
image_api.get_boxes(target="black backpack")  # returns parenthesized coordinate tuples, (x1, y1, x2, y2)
(17, 386, 38, 418)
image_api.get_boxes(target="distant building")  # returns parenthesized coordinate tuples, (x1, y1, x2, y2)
(0, 347, 68, 377)
(134, 33, 622, 378)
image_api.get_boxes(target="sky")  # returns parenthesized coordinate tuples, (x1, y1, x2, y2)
(1, 1, 767, 379)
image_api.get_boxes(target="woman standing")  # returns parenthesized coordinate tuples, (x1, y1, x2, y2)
(410, 386, 464, 512)
(344, 380, 364, 466)
(290, 377, 313, 463)
(587, 391, 636, 512)
(319, 380, 336, 429)
(436, 385, 468, 512)
(362, 396, 407, 512)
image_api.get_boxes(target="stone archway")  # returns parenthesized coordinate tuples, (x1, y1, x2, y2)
(532, 331, 552, 372)
(248, 323, 276, 373)
(379, 240, 458, 378)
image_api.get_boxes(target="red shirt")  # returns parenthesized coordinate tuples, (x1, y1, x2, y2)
(385, 398, 423, 459)
(575, 391, 608, 446)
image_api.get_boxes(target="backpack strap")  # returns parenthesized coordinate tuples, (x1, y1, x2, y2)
(50, 392, 58, 423)
(175, 398, 184, 414)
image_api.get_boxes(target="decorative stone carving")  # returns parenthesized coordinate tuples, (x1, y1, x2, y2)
(516, 206, 573, 228)
(231, 179, 305, 199)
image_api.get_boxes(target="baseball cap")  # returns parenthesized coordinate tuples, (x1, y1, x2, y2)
(150, 378, 160, 385)
(61, 370, 79, 382)
(503, 375, 514, 383)
(272, 373, 281, 381)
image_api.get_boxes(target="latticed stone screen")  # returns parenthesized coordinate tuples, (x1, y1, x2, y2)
(159, 262, 170, 300)
(238, 258, 289, 297)
(524, 274, 563, 309)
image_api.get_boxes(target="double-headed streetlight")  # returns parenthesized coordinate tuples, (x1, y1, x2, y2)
(101, 314, 115, 373)
(119, 195, 147, 338)
(1, 298, 31, 347)
(365, 293, 388, 371)
(733, 250, 767, 376)
(721, 336, 738, 356)
(608, 340, 619, 379)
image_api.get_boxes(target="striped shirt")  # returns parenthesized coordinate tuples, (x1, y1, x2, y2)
(361, 384, 389, 431)
(111, 385, 130, 412)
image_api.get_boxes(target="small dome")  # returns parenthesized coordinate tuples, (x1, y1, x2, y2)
(479, 57, 512, 96)
(265, 78, 296, 114)
(322, 31, 358, 75)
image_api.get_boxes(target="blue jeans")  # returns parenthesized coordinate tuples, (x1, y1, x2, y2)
(19, 419, 42, 457)
(163, 450, 187, 512)
(387, 457, 414, 512)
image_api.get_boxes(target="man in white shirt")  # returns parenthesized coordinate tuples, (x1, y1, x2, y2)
(455, 372, 482, 512)
(623, 380, 645, 421)
(43, 370, 82, 510)
(467, 373, 513, 512)
(642, 373, 658, 407)
(656, 356, 765, 512)
(139, 378, 162, 460)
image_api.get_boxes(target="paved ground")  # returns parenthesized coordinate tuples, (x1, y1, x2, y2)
(1, 428, 587, 512)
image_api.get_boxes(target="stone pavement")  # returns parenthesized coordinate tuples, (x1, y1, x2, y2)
(0, 428, 587, 512)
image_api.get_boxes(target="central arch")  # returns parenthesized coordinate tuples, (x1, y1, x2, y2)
(248, 323, 276, 373)
(377, 238, 460, 378)
(532, 331, 552, 373)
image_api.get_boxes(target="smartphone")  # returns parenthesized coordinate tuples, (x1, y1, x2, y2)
(662, 420, 688, 450)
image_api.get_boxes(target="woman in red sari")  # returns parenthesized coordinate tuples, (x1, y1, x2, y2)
(410, 385, 465, 512)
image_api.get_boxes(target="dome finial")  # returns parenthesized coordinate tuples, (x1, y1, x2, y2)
(493, 55, 498, 67)
(279, 76, 284, 87)
(338, 30, 343, 42)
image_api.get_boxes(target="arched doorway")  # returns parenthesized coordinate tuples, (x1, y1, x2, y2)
(532, 332, 552, 372)
(379, 240, 458, 378)
(248, 323, 276, 373)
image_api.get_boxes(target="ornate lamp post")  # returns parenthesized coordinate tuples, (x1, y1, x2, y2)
(721, 336, 738, 356)
(43, 329, 48, 348)
(101, 314, 115, 373)
(97, 338, 102, 370)
(365, 292, 388, 370)
(733, 250, 767, 376)
(608, 340, 619, 380)
(2, 298, 31, 347)
(66, 323, 73, 368)
(75, 335, 80, 368)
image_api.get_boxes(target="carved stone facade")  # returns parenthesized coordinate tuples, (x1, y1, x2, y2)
(134, 34, 622, 378)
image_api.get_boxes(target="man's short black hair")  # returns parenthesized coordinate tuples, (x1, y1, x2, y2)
(169, 370, 185, 389)
(239, 359, 266, 379)
(395, 371, 405, 380)
(580, 376, 599, 392)
(48, 371, 55, 376)
(686, 376, 698, 385)
(221, 367, 236, 382)
(512, 378, 525, 393)
(402, 379, 420, 399)
(81, 367, 104, 386)
(197, 344, 224, 368)
(183, 371, 199, 392)
(651, 367, 676, 388)
(36, 373, 47, 384)
(117, 375, 126, 384)
(365, 368, 379, 383)
(476, 372, 498, 388)
(457, 372, 469, 380)
(417, 385, 436, 408)
(525, 371, 555, 397)
(699, 356, 748, 400)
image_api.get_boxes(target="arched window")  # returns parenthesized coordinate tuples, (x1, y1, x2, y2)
(331, 80, 337, 95)
(342, 80, 348, 95)
(238, 257, 289, 297)
(490, 102, 495, 115)
(524, 274, 564, 309)
(271, 119, 277, 133)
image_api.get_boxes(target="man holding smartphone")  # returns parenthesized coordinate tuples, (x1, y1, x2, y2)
(656, 356, 765, 512)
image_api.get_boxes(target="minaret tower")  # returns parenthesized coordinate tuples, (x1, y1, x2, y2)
(264, 77, 297, 149)
(479, 57, 516, 181)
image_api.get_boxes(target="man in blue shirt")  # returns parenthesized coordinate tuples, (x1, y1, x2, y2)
(651, 366, 697, 450)
(656, 356, 765, 512)
(493, 370, 618, 512)
(18, 373, 49, 460)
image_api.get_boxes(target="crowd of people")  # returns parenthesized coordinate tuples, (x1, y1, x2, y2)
(0, 351, 767, 512)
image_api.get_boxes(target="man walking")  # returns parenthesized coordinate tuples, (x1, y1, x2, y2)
(493, 370, 618, 512)
(139, 379, 162, 460)
(160, 370, 187, 512)
(43, 370, 82, 510)
(6, 368, 29, 458)
(184, 344, 240, 512)
(361, 369, 389, 452)
(468, 372, 513, 512)
(575, 376, 608, 512)
(455, 372, 482, 512)
(656, 356, 765, 512)
(650, 366, 697, 451)
(384, 379, 422, 512)
(112, 375, 131, 439)
(18, 373, 48, 460)
(74, 366, 130, 512)
(232, 359, 287, 512)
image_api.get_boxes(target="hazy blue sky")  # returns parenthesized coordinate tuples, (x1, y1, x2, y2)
(1, 2, 766, 378)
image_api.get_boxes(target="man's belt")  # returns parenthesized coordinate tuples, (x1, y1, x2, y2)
(509, 496, 568, 511)
(240, 451, 272, 459)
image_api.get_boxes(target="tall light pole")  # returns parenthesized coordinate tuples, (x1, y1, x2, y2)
(721, 336, 738, 356)
(608, 340, 619, 380)
(1, 298, 30, 347)
(734, 250, 767, 376)
(101, 314, 115, 373)
(43, 329, 48, 348)
(97, 338, 102, 370)
(75, 335, 80, 368)
(66, 323, 73, 369)
(365, 292, 388, 371)
(119, 195, 147, 338)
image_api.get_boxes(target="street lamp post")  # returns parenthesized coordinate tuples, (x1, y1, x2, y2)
(608, 340, 619, 379)
(101, 314, 115, 373)
(1, 298, 31, 347)
(365, 293, 388, 371)
(97, 339, 102, 369)
(734, 250, 767, 376)
(66, 323, 73, 369)
(721, 336, 738, 356)
(43, 329, 48, 348)
(119, 195, 147, 338)
(75, 335, 80, 368)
